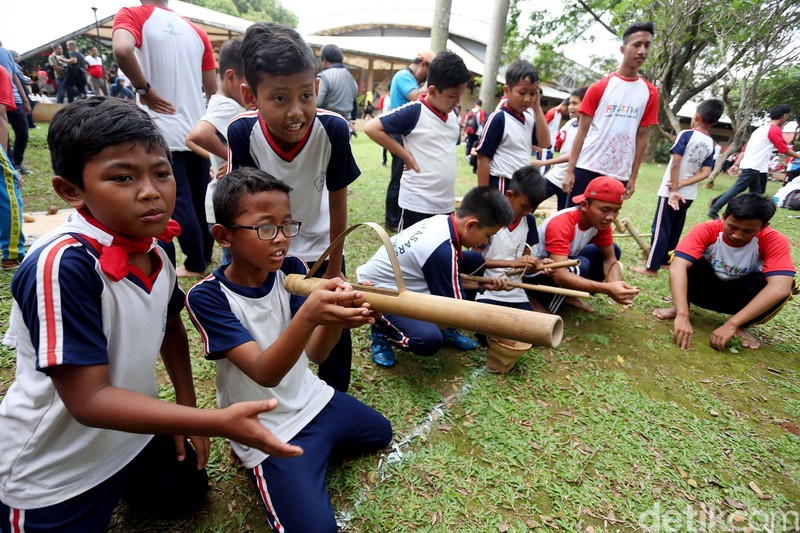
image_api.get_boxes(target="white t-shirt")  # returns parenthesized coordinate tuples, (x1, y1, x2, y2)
(185, 257, 333, 469)
(476, 105, 539, 179)
(738, 123, 791, 172)
(656, 129, 715, 200)
(0, 212, 180, 508)
(379, 97, 461, 214)
(575, 73, 659, 180)
(477, 214, 538, 304)
(199, 94, 245, 223)
(545, 118, 579, 187)
(113, 4, 217, 151)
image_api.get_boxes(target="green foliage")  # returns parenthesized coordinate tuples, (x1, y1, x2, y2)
(758, 66, 800, 118)
(653, 138, 672, 164)
(184, 0, 298, 27)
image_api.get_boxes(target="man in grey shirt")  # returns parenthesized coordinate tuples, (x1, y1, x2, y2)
(317, 44, 357, 120)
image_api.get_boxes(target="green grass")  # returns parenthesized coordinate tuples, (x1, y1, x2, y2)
(1, 123, 799, 532)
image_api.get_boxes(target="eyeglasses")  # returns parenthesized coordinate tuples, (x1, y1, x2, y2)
(224, 221, 302, 241)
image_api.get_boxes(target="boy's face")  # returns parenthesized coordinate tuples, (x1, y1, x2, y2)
(721, 215, 764, 247)
(243, 68, 317, 152)
(620, 31, 653, 73)
(503, 77, 539, 114)
(426, 83, 467, 115)
(506, 190, 534, 219)
(56, 141, 175, 239)
(220, 190, 294, 274)
(568, 95, 582, 119)
(580, 199, 621, 231)
(461, 219, 502, 249)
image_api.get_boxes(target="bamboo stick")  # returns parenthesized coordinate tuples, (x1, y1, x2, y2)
(460, 274, 591, 299)
(505, 259, 580, 277)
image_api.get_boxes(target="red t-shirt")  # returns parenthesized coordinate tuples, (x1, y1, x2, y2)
(0, 66, 16, 111)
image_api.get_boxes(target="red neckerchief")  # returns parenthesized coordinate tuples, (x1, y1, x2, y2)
(507, 217, 523, 232)
(79, 208, 181, 282)
(449, 213, 463, 259)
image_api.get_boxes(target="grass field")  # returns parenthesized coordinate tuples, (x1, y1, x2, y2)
(1, 123, 798, 532)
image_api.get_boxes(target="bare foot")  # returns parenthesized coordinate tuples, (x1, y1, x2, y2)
(565, 296, 595, 313)
(530, 299, 551, 314)
(660, 264, 670, 271)
(653, 307, 677, 320)
(736, 328, 761, 349)
(176, 266, 205, 278)
(630, 265, 659, 276)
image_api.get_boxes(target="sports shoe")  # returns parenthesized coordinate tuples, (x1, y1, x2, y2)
(706, 210, 719, 220)
(442, 327, 478, 350)
(371, 328, 395, 367)
(2, 257, 23, 270)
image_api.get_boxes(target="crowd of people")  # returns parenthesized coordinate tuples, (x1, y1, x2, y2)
(0, 6, 797, 533)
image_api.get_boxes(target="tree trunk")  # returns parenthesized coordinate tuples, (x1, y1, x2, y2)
(430, 0, 452, 53)
(480, 0, 510, 109)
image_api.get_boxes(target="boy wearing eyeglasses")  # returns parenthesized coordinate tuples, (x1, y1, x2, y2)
(185, 167, 392, 532)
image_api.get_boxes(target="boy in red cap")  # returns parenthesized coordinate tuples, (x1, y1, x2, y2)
(529, 176, 641, 313)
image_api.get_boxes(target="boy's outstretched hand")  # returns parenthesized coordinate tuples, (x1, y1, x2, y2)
(304, 277, 376, 329)
(221, 398, 304, 457)
(174, 434, 210, 469)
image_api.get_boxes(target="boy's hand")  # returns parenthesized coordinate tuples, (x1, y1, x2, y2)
(486, 276, 509, 291)
(530, 160, 545, 168)
(673, 315, 693, 350)
(304, 278, 376, 328)
(710, 322, 736, 351)
(403, 154, 420, 173)
(668, 192, 685, 211)
(215, 162, 227, 179)
(563, 171, 575, 194)
(605, 281, 640, 305)
(624, 180, 636, 199)
(510, 255, 538, 271)
(174, 435, 210, 469)
(530, 82, 542, 109)
(222, 399, 303, 457)
(140, 87, 177, 115)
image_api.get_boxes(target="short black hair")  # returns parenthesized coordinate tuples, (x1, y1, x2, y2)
(622, 21, 655, 43)
(505, 59, 539, 89)
(320, 44, 344, 64)
(768, 104, 791, 120)
(509, 166, 547, 208)
(48, 98, 170, 189)
(457, 186, 514, 228)
(723, 193, 775, 225)
(427, 50, 471, 91)
(214, 167, 293, 226)
(696, 98, 724, 125)
(241, 22, 315, 94)
(571, 87, 587, 99)
(218, 37, 244, 79)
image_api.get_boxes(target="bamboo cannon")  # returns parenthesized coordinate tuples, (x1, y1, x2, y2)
(460, 274, 591, 299)
(284, 275, 564, 348)
(505, 259, 580, 277)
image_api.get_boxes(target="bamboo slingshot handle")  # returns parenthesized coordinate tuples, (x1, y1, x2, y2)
(505, 259, 580, 277)
(285, 275, 564, 347)
(620, 218, 651, 256)
(460, 274, 591, 299)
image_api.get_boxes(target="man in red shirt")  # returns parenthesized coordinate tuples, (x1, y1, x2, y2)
(0, 65, 24, 269)
(656, 193, 797, 350)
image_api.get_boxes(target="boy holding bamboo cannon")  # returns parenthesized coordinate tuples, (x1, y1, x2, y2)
(356, 186, 513, 367)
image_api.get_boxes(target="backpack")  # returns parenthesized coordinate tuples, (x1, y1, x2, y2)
(784, 189, 800, 210)
(464, 112, 479, 135)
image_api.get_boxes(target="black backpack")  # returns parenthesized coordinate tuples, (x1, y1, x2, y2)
(464, 112, 479, 135)
(784, 189, 800, 210)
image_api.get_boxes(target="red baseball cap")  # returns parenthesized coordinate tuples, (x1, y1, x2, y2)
(572, 176, 626, 205)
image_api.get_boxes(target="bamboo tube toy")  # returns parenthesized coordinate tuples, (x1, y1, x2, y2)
(285, 275, 564, 347)
(460, 274, 591, 299)
(620, 218, 651, 256)
(505, 259, 580, 277)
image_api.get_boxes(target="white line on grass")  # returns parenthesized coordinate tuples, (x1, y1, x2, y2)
(336, 366, 488, 529)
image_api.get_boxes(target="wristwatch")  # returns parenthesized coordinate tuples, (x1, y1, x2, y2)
(134, 82, 151, 96)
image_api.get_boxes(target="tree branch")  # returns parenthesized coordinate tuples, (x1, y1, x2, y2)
(574, 0, 617, 35)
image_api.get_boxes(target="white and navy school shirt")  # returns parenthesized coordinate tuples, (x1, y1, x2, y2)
(356, 214, 466, 299)
(476, 105, 541, 188)
(379, 96, 460, 214)
(576, 73, 659, 180)
(477, 214, 538, 304)
(657, 129, 715, 201)
(674, 220, 795, 281)
(0, 215, 182, 509)
(226, 110, 360, 263)
(185, 257, 333, 469)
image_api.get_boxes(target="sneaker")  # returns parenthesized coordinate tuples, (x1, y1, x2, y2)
(371, 328, 395, 367)
(16, 165, 30, 175)
(442, 327, 478, 350)
(2, 257, 23, 270)
(706, 210, 718, 220)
